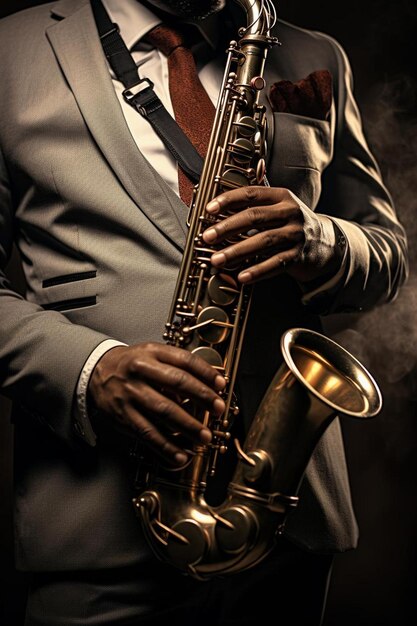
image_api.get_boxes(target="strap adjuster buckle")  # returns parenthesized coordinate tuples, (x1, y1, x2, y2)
(123, 78, 155, 103)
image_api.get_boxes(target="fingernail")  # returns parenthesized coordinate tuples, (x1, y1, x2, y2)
(206, 200, 220, 213)
(211, 252, 226, 266)
(238, 271, 252, 283)
(214, 398, 226, 415)
(200, 428, 212, 444)
(174, 452, 188, 465)
(203, 228, 217, 243)
(215, 374, 226, 390)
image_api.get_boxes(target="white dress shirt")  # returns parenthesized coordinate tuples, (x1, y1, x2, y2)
(75, 0, 347, 431)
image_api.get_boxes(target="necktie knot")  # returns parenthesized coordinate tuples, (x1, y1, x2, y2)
(145, 24, 186, 57)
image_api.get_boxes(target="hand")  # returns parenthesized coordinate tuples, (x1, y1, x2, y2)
(202, 186, 343, 284)
(88, 343, 226, 466)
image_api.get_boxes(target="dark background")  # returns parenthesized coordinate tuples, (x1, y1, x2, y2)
(1, 1, 417, 624)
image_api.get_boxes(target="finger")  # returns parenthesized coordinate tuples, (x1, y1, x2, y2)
(128, 357, 226, 416)
(141, 343, 226, 391)
(205, 186, 287, 215)
(203, 202, 302, 248)
(123, 405, 189, 466)
(127, 381, 214, 444)
(237, 247, 302, 284)
(203, 205, 287, 245)
(209, 226, 304, 268)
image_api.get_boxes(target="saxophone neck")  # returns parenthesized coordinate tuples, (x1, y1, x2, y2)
(233, 0, 277, 39)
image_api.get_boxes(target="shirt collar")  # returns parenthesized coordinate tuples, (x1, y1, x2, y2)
(101, 0, 220, 51)
(101, 0, 160, 50)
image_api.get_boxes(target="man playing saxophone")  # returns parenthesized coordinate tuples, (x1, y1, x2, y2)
(0, 0, 407, 624)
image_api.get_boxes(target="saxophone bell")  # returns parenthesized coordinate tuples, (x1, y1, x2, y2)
(134, 327, 381, 579)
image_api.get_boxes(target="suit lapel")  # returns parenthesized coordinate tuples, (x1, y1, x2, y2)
(46, 0, 187, 250)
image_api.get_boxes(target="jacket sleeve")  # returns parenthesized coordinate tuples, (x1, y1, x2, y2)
(304, 33, 408, 315)
(0, 145, 112, 448)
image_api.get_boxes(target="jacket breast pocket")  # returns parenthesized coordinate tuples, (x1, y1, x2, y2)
(268, 111, 333, 210)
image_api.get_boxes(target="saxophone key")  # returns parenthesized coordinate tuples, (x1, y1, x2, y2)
(256, 158, 266, 184)
(207, 274, 239, 306)
(234, 115, 257, 137)
(212, 430, 231, 440)
(251, 76, 266, 90)
(196, 307, 231, 344)
(191, 346, 223, 368)
(228, 138, 255, 164)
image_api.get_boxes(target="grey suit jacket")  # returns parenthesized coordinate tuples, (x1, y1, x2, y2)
(0, 0, 408, 572)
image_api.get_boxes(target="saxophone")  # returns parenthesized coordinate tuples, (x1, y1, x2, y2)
(133, 0, 382, 579)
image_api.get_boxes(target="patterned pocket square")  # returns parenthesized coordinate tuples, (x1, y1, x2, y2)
(269, 69, 333, 121)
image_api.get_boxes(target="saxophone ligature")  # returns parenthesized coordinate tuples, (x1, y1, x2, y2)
(132, 0, 382, 579)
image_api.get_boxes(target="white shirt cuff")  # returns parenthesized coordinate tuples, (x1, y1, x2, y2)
(74, 339, 128, 443)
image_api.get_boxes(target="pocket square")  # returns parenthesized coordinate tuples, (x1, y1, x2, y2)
(269, 69, 333, 121)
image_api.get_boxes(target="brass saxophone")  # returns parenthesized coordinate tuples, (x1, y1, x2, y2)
(133, 0, 382, 579)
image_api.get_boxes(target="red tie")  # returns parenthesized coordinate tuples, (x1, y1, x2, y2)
(145, 24, 216, 205)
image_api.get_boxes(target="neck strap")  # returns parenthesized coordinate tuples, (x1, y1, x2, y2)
(90, 0, 204, 185)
